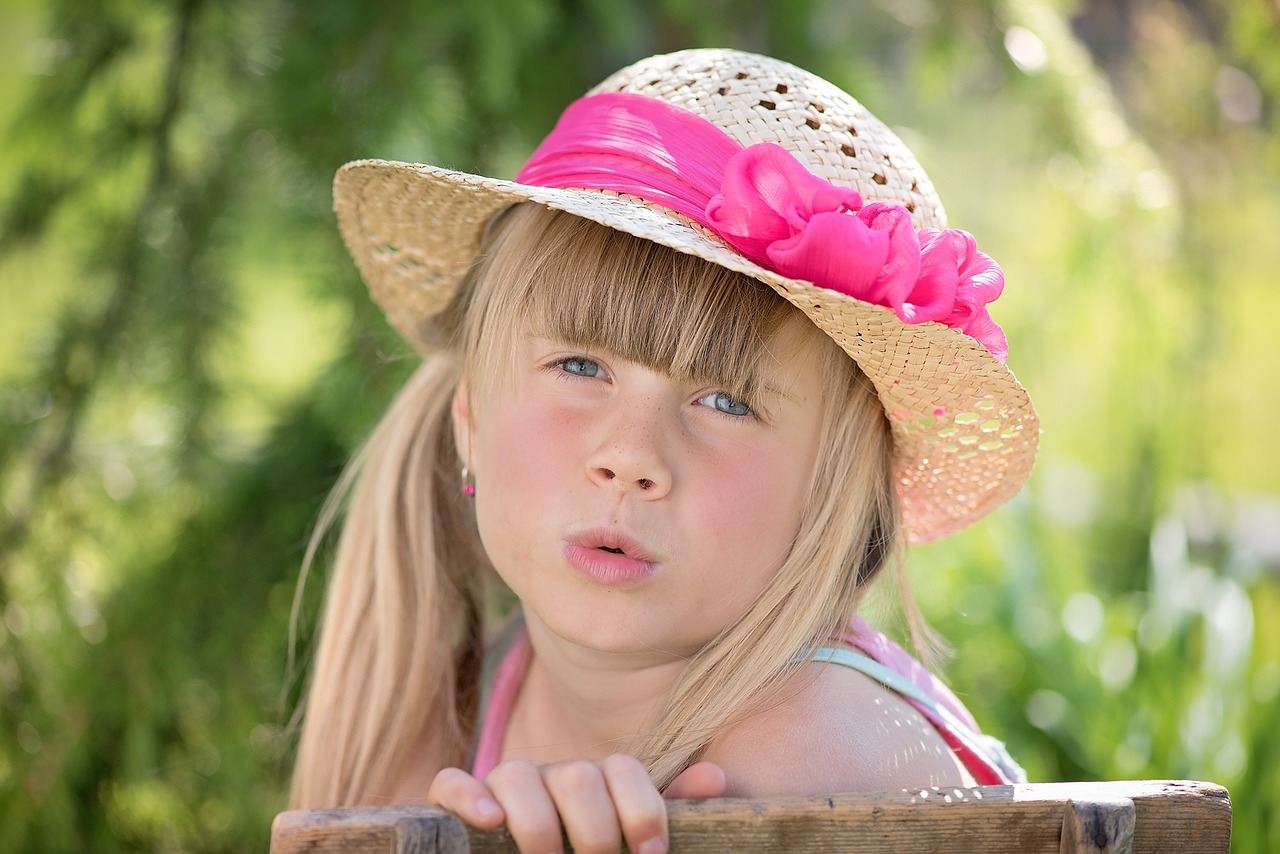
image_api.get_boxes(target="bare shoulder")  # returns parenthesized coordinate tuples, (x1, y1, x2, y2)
(701, 661, 975, 797)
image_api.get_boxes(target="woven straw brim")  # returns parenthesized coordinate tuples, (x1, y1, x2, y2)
(333, 49, 1038, 543)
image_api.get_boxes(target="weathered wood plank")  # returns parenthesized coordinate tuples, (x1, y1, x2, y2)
(271, 779, 1231, 854)
(1059, 797, 1134, 854)
(271, 806, 467, 853)
(396, 815, 470, 854)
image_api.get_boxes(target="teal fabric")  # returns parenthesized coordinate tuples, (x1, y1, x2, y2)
(805, 646, 954, 721)
(802, 646, 1026, 783)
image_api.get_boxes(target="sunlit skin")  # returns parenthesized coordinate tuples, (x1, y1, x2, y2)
(415, 324, 971, 853)
(466, 326, 827, 664)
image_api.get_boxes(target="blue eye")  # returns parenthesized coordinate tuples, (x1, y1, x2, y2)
(558, 357, 601, 377)
(700, 391, 752, 417)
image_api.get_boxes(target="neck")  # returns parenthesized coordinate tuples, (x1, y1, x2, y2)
(503, 612, 690, 763)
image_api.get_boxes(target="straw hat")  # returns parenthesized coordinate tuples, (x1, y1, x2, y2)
(333, 48, 1038, 543)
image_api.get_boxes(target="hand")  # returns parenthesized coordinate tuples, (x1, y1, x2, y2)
(427, 754, 726, 854)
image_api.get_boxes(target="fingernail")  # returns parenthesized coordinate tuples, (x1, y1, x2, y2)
(476, 797, 501, 817)
(638, 838, 667, 854)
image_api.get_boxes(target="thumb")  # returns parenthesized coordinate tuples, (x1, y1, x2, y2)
(663, 761, 726, 800)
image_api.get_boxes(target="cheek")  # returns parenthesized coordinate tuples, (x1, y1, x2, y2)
(699, 443, 811, 571)
(475, 405, 579, 525)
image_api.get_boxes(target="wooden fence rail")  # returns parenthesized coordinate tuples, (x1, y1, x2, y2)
(272, 779, 1230, 853)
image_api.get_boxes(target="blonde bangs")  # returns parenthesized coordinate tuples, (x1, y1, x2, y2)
(465, 204, 806, 403)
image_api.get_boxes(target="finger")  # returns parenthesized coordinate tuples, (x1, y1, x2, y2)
(599, 753, 668, 854)
(663, 761, 727, 800)
(425, 767, 506, 830)
(542, 760, 622, 854)
(485, 760, 565, 854)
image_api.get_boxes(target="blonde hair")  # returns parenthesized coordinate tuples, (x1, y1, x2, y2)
(290, 204, 899, 807)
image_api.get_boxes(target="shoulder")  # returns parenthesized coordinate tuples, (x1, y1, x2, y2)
(700, 660, 974, 797)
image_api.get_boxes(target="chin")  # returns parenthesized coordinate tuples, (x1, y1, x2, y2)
(543, 609, 695, 659)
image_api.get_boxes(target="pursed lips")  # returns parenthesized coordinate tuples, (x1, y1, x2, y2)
(565, 526, 659, 562)
(561, 526, 661, 586)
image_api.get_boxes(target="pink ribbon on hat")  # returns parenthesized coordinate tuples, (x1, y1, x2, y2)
(516, 92, 1008, 362)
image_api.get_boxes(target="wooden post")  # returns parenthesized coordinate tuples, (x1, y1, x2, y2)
(395, 814, 471, 854)
(271, 806, 470, 853)
(1060, 797, 1135, 853)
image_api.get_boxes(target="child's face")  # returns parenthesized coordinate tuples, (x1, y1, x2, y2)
(455, 321, 829, 660)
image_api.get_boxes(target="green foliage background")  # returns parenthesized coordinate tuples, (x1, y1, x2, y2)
(0, 0, 1276, 850)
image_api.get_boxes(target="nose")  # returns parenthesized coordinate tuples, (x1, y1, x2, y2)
(586, 405, 673, 499)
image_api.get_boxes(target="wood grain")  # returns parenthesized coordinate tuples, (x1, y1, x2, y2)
(271, 779, 1231, 853)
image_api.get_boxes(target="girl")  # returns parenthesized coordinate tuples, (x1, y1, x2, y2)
(291, 49, 1037, 853)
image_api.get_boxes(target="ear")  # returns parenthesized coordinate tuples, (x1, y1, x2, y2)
(451, 381, 474, 468)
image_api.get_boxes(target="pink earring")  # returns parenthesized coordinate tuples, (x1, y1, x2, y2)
(461, 466, 475, 497)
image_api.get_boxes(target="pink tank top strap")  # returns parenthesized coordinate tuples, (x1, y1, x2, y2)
(471, 628, 531, 779)
(836, 614, 1025, 784)
(840, 615, 983, 732)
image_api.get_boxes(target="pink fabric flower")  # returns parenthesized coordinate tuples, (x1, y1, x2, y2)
(704, 144, 1007, 361)
(707, 145, 922, 312)
(706, 144, 862, 262)
(911, 228, 1008, 361)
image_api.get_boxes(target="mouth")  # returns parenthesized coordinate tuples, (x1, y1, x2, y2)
(567, 527, 657, 562)
(563, 528, 659, 586)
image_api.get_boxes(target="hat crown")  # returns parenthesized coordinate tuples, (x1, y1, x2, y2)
(589, 49, 946, 230)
